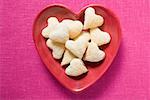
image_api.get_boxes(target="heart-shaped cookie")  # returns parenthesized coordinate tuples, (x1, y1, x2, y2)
(65, 58, 88, 76)
(41, 17, 59, 38)
(61, 50, 76, 66)
(33, 4, 121, 92)
(49, 23, 69, 43)
(61, 19, 83, 39)
(83, 7, 104, 29)
(65, 32, 90, 59)
(84, 41, 105, 62)
(46, 39, 65, 59)
(90, 28, 111, 46)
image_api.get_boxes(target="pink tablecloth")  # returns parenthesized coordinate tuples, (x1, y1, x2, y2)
(0, 0, 149, 100)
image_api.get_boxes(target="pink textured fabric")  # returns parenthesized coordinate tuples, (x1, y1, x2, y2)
(0, 0, 149, 100)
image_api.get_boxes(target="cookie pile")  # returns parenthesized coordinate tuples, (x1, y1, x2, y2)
(41, 7, 111, 77)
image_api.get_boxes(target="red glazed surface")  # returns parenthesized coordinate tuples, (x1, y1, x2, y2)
(33, 4, 121, 92)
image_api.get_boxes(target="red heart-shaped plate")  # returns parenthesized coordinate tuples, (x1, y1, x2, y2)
(33, 4, 121, 92)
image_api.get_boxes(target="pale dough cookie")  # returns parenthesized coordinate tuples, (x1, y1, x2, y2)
(61, 50, 76, 66)
(83, 7, 104, 29)
(41, 17, 59, 38)
(61, 19, 83, 39)
(49, 23, 69, 44)
(65, 58, 88, 76)
(65, 32, 90, 59)
(46, 39, 65, 59)
(84, 41, 105, 62)
(90, 28, 111, 46)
